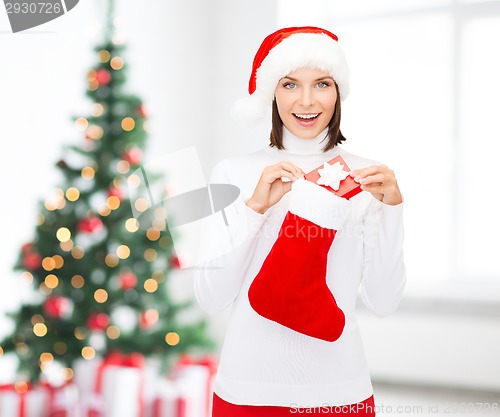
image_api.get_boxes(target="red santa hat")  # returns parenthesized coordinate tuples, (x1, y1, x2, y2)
(232, 26, 350, 123)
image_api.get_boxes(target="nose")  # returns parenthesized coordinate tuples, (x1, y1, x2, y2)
(299, 87, 315, 107)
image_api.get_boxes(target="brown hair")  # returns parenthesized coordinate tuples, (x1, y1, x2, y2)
(269, 82, 346, 152)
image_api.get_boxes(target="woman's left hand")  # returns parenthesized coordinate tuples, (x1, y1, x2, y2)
(350, 165, 403, 206)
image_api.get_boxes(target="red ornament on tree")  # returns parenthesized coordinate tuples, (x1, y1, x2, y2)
(86, 313, 110, 331)
(139, 309, 158, 329)
(96, 69, 111, 86)
(122, 147, 142, 166)
(118, 271, 137, 290)
(22, 251, 42, 270)
(107, 186, 123, 201)
(43, 296, 71, 319)
(77, 217, 103, 234)
(137, 104, 147, 118)
(170, 255, 181, 269)
(22, 243, 35, 253)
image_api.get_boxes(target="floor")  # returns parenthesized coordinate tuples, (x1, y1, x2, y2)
(373, 381, 500, 416)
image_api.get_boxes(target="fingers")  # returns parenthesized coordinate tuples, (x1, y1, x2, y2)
(350, 165, 390, 178)
(249, 161, 305, 213)
(350, 165, 397, 186)
(279, 161, 305, 180)
(360, 182, 384, 193)
(357, 173, 385, 186)
(277, 169, 299, 182)
(350, 164, 402, 205)
(349, 166, 378, 181)
(362, 182, 402, 205)
(263, 161, 305, 183)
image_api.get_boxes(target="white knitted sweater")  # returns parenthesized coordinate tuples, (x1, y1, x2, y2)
(193, 128, 406, 407)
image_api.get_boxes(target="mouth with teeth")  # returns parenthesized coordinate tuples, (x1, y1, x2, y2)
(293, 113, 321, 127)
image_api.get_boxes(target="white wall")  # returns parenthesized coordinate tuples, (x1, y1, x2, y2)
(119, 0, 278, 175)
(358, 305, 500, 392)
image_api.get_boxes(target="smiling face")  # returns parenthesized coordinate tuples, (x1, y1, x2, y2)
(274, 67, 337, 140)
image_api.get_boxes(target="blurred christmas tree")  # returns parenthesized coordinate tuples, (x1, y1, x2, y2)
(0, 0, 214, 382)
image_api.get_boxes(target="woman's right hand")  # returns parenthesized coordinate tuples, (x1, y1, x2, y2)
(246, 162, 305, 214)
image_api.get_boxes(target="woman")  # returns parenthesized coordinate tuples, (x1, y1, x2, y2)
(194, 26, 406, 416)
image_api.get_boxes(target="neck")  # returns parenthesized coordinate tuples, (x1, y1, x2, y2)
(281, 126, 331, 155)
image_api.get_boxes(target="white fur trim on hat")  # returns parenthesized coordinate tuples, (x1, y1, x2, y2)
(232, 32, 350, 124)
(231, 91, 270, 126)
(289, 178, 350, 230)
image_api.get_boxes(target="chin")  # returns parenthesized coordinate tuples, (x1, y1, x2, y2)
(294, 127, 328, 140)
(302, 130, 323, 139)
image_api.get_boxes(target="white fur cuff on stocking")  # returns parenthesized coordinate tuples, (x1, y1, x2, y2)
(289, 178, 350, 230)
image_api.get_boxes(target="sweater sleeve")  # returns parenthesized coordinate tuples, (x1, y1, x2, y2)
(193, 159, 270, 315)
(359, 197, 407, 317)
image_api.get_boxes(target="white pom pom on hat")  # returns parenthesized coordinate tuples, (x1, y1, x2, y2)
(231, 26, 350, 125)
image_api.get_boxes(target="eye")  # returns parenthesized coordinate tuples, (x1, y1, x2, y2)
(283, 82, 297, 89)
(317, 81, 330, 88)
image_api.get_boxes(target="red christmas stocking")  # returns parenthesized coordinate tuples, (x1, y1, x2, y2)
(249, 160, 359, 342)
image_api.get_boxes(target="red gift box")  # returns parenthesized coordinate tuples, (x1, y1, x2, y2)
(151, 379, 187, 417)
(304, 155, 362, 200)
(0, 383, 47, 417)
(169, 354, 218, 417)
(81, 351, 145, 417)
(42, 382, 79, 417)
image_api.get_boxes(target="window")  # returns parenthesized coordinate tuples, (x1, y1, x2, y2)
(278, 0, 500, 294)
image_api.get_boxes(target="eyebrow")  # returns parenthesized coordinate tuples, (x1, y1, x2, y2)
(282, 76, 334, 82)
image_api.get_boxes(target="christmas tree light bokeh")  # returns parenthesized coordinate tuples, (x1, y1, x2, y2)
(0, 0, 214, 385)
